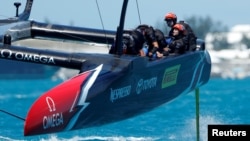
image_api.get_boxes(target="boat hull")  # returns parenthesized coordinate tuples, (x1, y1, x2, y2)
(24, 50, 211, 136)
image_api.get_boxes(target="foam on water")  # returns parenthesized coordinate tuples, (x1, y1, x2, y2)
(0, 135, 157, 141)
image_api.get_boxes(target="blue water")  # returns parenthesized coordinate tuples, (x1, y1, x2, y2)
(0, 77, 249, 141)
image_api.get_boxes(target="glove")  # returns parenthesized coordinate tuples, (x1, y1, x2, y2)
(162, 51, 169, 56)
(150, 47, 158, 54)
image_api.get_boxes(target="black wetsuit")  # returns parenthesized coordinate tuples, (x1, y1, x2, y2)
(109, 30, 145, 55)
(109, 25, 168, 56)
(136, 25, 168, 55)
(123, 30, 145, 55)
(168, 33, 187, 54)
(168, 21, 197, 51)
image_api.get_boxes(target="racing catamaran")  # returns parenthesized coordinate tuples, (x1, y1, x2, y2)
(0, 0, 211, 136)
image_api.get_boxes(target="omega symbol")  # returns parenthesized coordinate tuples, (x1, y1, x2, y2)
(46, 96, 56, 112)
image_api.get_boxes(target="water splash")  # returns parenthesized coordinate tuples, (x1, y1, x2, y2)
(39, 135, 157, 141)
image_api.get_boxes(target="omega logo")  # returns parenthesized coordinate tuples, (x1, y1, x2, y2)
(0, 49, 55, 64)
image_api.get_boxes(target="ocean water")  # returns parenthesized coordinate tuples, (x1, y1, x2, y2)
(0, 77, 249, 141)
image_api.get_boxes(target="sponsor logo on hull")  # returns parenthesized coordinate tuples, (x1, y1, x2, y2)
(110, 85, 131, 102)
(162, 65, 180, 88)
(0, 49, 55, 64)
(43, 96, 64, 130)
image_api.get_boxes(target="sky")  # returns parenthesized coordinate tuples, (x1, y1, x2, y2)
(0, 0, 250, 31)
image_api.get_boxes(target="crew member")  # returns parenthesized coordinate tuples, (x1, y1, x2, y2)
(167, 23, 187, 54)
(109, 29, 145, 56)
(164, 12, 197, 51)
(136, 24, 168, 58)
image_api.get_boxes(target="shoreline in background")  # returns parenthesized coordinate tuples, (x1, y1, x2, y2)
(209, 49, 250, 79)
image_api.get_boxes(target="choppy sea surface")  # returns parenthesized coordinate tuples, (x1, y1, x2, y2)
(0, 77, 249, 141)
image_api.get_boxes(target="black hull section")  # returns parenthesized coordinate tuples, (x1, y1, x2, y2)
(24, 50, 211, 136)
(72, 51, 211, 130)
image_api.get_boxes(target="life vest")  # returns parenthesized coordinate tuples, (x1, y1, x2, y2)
(179, 21, 197, 51)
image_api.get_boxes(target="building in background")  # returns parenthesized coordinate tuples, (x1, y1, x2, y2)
(206, 24, 250, 79)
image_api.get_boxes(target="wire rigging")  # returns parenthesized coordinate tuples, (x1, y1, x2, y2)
(0, 109, 25, 121)
(95, 0, 109, 47)
(136, 0, 142, 24)
(36, 0, 112, 46)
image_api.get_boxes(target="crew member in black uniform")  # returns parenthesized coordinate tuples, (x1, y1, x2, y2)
(136, 24, 168, 58)
(164, 23, 187, 54)
(109, 24, 168, 58)
(109, 29, 145, 56)
(164, 12, 197, 51)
